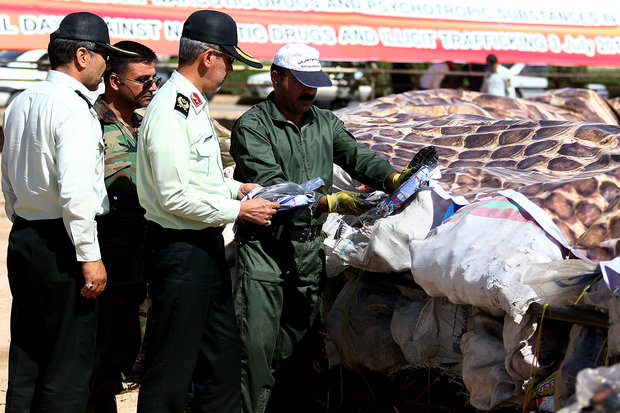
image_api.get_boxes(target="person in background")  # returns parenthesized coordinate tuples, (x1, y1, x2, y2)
(230, 43, 422, 413)
(419, 61, 459, 89)
(135, 10, 280, 413)
(1, 12, 136, 412)
(87, 40, 159, 413)
(481, 54, 517, 97)
(465, 62, 487, 92)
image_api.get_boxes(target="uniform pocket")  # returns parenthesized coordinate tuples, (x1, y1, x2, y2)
(194, 134, 216, 157)
(236, 240, 283, 284)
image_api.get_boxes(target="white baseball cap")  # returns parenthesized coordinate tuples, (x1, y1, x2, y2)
(273, 44, 332, 88)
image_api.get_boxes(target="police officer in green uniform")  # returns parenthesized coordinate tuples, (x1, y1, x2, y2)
(135, 10, 280, 413)
(230, 43, 414, 413)
(89, 41, 159, 413)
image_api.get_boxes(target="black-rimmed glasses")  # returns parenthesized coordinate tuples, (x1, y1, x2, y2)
(112, 73, 162, 91)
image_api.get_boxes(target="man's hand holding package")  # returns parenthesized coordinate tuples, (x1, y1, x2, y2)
(238, 183, 262, 200)
(325, 191, 375, 216)
(391, 146, 438, 188)
(239, 198, 280, 225)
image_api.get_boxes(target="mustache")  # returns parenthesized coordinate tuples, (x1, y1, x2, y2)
(299, 93, 315, 101)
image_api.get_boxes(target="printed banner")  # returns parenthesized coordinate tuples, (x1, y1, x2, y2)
(0, 0, 619, 66)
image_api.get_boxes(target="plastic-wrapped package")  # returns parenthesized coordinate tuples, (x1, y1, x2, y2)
(244, 177, 324, 216)
(325, 188, 453, 276)
(556, 364, 620, 413)
(365, 164, 440, 218)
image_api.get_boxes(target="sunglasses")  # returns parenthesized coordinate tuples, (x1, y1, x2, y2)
(212, 49, 236, 65)
(113, 73, 162, 91)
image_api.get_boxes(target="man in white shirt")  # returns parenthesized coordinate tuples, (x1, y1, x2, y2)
(419, 61, 459, 89)
(1, 12, 136, 412)
(481, 54, 517, 98)
(135, 10, 279, 413)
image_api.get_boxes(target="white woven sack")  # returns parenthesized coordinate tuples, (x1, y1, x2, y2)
(410, 194, 565, 320)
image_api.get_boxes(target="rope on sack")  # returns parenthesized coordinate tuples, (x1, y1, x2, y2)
(573, 273, 602, 306)
(523, 303, 549, 413)
(594, 337, 609, 368)
(574, 272, 610, 366)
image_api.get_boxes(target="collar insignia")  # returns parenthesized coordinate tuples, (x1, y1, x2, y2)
(190, 92, 204, 107)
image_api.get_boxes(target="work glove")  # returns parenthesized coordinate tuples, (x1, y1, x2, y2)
(392, 146, 439, 189)
(326, 191, 375, 216)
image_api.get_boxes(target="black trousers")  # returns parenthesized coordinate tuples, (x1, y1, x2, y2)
(6, 217, 98, 413)
(87, 282, 146, 413)
(137, 223, 240, 413)
(88, 213, 147, 413)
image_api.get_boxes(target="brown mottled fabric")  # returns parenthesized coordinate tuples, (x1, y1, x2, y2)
(333, 88, 620, 261)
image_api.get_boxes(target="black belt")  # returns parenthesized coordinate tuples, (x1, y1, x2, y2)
(235, 224, 322, 243)
(146, 220, 223, 237)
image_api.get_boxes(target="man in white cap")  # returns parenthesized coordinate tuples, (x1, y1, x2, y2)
(135, 9, 279, 413)
(230, 43, 419, 412)
(1, 11, 136, 412)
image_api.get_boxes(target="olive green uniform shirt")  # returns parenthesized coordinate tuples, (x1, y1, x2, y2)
(231, 93, 397, 413)
(231, 93, 396, 228)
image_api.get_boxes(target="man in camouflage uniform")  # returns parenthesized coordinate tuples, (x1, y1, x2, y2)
(88, 40, 160, 413)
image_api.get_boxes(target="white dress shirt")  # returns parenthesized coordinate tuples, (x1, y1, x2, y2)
(136, 71, 241, 230)
(1, 70, 108, 261)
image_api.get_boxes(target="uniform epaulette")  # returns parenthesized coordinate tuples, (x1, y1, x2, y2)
(174, 93, 190, 118)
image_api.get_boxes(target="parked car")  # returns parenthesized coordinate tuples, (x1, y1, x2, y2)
(585, 83, 610, 98)
(245, 66, 372, 109)
(0, 49, 49, 107)
(508, 64, 610, 98)
(508, 64, 550, 98)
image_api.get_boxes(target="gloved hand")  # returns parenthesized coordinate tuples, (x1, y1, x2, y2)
(325, 191, 375, 216)
(392, 146, 438, 188)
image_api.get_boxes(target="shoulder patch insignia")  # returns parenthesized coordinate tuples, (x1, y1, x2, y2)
(174, 93, 190, 117)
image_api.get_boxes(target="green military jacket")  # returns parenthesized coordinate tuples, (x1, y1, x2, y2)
(231, 93, 396, 228)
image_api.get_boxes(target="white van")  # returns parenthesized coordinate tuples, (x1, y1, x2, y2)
(509, 64, 609, 98)
(0, 49, 49, 107)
